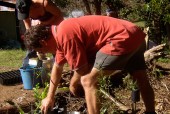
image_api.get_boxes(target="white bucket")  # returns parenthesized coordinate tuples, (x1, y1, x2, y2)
(28, 57, 53, 70)
(28, 58, 38, 66)
(67, 111, 81, 114)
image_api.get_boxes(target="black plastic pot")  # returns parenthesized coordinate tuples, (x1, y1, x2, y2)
(131, 89, 140, 102)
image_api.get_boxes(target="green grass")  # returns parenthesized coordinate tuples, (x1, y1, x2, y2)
(133, 21, 146, 28)
(157, 57, 170, 63)
(0, 49, 26, 72)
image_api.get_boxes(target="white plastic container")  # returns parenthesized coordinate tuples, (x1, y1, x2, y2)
(28, 57, 53, 70)
(67, 111, 81, 114)
(28, 58, 38, 66)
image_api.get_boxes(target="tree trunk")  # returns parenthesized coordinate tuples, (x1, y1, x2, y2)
(165, 23, 170, 49)
(82, 0, 92, 15)
(93, 0, 102, 15)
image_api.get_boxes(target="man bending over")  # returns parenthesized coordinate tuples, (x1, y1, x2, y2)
(24, 15, 156, 114)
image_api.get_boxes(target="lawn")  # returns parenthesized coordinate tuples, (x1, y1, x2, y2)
(0, 49, 26, 72)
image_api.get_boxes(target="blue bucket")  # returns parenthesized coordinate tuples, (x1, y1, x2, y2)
(19, 65, 43, 90)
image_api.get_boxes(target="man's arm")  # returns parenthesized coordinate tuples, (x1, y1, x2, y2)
(41, 62, 64, 114)
(47, 62, 64, 99)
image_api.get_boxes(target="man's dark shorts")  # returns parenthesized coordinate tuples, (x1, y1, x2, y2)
(94, 41, 147, 72)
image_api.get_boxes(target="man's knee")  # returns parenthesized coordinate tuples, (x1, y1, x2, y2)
(81, 75, 97, 89)
(81, 76, 90, 88)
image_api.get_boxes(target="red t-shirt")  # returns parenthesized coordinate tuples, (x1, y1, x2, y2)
(52, 15, 146, 70)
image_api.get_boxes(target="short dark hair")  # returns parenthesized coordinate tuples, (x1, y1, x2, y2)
(24, 25, 51, 50)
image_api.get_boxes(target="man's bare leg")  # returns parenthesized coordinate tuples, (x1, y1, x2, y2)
(131, 70, 155, 112)
(81, 68, 100, 114)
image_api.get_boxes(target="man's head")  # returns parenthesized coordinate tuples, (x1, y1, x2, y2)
(24, 25, 56, 54)
(16, 0, 32, 20)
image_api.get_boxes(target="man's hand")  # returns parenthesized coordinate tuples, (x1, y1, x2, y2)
(41, 97, 55, 114)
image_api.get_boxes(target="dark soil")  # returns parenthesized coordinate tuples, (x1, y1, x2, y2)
(0, 60, 170, 114)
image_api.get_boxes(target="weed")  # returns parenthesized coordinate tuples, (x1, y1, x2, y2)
(157, 57, 170, 63)
(33, 82, 49, 113)
(123, 74, 138, 91)
(97, 71, 129, 113)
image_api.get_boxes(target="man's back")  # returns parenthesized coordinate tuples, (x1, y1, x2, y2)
(56, 15, 146, 55)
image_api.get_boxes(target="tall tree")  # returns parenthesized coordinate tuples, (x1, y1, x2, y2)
(82, 0, 92, 15)
(93, 0, 102, 15)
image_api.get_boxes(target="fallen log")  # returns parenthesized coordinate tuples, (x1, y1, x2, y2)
(144, 43, 166, 62)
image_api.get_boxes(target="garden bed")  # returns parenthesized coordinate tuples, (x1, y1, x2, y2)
(0, 60, 170, 113)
